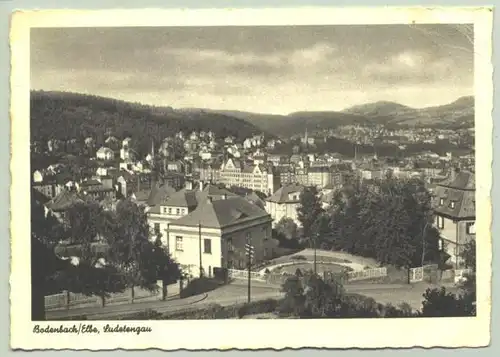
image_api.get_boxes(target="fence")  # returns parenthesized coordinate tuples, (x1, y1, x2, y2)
(347, 267, 388, 281)
(227, 268, 266, 281)
(409, 264, 439, 283)
(44, 281, 180, 310)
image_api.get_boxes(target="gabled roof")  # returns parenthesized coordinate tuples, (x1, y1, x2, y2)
(172, 196, 270, 229)
(433, 171, 475, 219)
(267, 184, 305, 203)
(161, 189, 199, 208)
(45, 189, 84, 212)
(245, 191, 266, 209)
(437, 171, 475, 191)
(146, 184, 177, 206)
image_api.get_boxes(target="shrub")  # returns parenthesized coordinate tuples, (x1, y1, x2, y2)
(237, 299, 280, 318)
(291, 255, 307, 261)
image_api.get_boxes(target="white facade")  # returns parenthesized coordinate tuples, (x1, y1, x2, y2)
(96, 147, 115, 161)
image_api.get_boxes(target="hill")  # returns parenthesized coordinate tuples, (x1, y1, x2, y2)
(199, 96, 474, 138)
(30, 91, 270, 155)
(187, 109, 372, 138)
(343, 96, 474, 128)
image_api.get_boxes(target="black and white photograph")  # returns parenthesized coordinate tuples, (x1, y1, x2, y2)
(10, 7, 492, 350)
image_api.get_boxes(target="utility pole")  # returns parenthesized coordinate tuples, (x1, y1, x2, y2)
(313, 234, 318, 275)
(199, 222, 203, 277)
(245, 238, 254, 304)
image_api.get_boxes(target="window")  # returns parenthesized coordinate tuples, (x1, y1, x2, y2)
(176, 208, 180, 215)
(436, 216, 444, 229)
(227, 238, 234, 252)
(175, 236, 183, 251)
(245, 232, 251, 243)
(466, 222, 476, 235)
(439, 198, 444, 206)
(168, 208, 172, 214)
(204, 239, 212, 254)
(449, 201, 456, 209)
(154, 223, 160, 234)
(264, 248, 268, 258)
(163, 207, 168, 214)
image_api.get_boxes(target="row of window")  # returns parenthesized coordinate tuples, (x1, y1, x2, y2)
(173, 236, 212, 254)
(439, 198, 456, 209)
(161, 207, 187, 215)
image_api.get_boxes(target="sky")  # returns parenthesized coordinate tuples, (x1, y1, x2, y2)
(31, 25, 474, 114)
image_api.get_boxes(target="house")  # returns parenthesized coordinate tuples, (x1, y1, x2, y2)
(80, 179, 117, 202)
(265, 184, 305, 227)
(44, 189, 85, 221)
(122, 137, 132, 148)
(308, 166, 332, 188)
(433, 170, 475, 267)
(163, 194, 273, 277)
(218, 158, 280, 195)
(32, 179, 65, 200)
(33, 170, 44, 183)
(96, 147, 115, 161)
(243, 138, 253, 150)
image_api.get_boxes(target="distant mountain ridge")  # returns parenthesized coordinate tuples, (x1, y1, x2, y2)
(194, 96, 474, 138)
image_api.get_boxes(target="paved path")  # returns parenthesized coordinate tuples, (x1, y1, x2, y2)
(47, 280, 458, 320)
(46, 293, 208, 320)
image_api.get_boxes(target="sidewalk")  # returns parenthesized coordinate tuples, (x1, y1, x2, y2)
(46, 293, 208, 320)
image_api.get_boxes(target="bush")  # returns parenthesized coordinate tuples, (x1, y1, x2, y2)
(237, 299, 280, 318)
(180, 277, 222, 298)
(290, 255, 307, 261)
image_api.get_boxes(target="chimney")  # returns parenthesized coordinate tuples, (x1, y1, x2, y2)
(199, 181, 204, 191)
(186, 180, 193, 190)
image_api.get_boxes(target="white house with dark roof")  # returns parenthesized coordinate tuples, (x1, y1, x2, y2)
(166, 195, 272, 277)
(265, 183, 305, 227)
(96, 146, 115, 161)
(146, 183, 272, 277)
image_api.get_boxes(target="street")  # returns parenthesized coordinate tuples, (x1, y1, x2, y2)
(46, 278, 458, 320)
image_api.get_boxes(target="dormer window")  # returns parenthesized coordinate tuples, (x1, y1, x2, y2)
(439, 198, 444, 206)
(449, 201, 456, 209)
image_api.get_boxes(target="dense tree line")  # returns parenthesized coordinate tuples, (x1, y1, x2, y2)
(31, 192, 180, 320)
(30, 91, 267, 157)
(297, 176, 444, 277)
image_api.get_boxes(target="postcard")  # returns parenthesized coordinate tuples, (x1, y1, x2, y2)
(10, 6, 492, 350)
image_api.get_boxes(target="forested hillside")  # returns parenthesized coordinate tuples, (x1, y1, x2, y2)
(30, 91, 268, 155)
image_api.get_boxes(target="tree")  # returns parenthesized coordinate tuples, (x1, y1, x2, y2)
(31, 190, 71, 320)
(420, 286, 475, 317)
(274, 217, 299, 240)
(461, 239, 476, 272)
(322, 176, 441, 278)
(297, 186, 324, 241)
(107, 199, 165, 298)
(152, 235, 181, 300)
